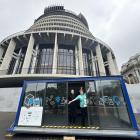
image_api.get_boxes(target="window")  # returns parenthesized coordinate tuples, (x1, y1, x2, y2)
(57, 45, 76, 75)
(35, 44, 53, 74)
(93, 80, 133, 129)
(7, 57, 17, 74)
(23, 82, 45, 107)
(8, 48, 25, 74)
(82, 49, 92, 76)
(18, 83, 45, 126)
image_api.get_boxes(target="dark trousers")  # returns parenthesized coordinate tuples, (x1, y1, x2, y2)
(69, 105, 76, 125)
(80, 107, 87, 126)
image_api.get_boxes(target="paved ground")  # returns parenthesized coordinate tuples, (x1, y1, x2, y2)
(0, 112, 139, 140)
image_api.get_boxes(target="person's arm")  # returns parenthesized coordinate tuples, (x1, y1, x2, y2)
(68, 95, 79, 104)
(86, 87, 91, 94)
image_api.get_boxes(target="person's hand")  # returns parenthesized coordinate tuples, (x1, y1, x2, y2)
(68, 101, 72, 104)
(87, 87, 91, 93)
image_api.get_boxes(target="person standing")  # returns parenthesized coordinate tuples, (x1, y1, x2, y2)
(68, 87, 90, 126)
(68, 89, 77, 125)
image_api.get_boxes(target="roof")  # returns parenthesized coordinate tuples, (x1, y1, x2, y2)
(35, 5, 89, 29)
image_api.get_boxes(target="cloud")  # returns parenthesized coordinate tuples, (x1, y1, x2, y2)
(0, 0, 140, 70)
(105, 0, 140, 69)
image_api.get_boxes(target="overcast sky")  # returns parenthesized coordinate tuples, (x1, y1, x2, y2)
(0, 0, 140, 70)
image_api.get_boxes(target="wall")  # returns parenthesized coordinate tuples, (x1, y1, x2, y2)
(126, 83, 140, 113)
(0, 87, 22, 112)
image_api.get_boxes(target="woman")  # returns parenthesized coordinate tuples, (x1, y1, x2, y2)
(68, 87, 90, 126)
(68, 89, 77, 125)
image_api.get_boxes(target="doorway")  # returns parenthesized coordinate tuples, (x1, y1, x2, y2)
(68, 81, 88, 126)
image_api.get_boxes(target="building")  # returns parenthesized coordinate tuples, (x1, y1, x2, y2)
(0, 6, 139, 139)
(0, 6, 119, 111)
(121, 53, 140, 84)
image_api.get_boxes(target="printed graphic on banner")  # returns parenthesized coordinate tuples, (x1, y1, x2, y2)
(18, 106, 43, 126)
(24, 94, 42, 107)
(88, 95, 122, 106)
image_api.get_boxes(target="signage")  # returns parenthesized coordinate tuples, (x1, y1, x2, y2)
(18, 106, 43, 126)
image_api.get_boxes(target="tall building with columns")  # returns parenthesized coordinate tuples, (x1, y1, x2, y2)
(0, 6, 119, 94)
(121, 53, 140, 84)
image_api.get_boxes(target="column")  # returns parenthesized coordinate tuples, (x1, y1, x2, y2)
(132, 75, 135, 84)
(75, 45, 79, 75)
(52, 33, 58, 74)
(77, 37, 84, 75)
(127, 76, 131, 84)
(113, 58, 120, 75)
(0, 47, 4, 67)
(95, 44, 106, 76)
(21, 34, 35, 74)
(13, 48, 22, 74)
(0, 39, 16, 75)
(107, 51, 117, 75)
(135, 69, 140, 83)
(30, 44, 39, 74)
(0, 47, 4, 60)
(90, 49, 96, 76)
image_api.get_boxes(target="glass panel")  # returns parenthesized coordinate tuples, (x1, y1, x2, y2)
(22, 83, 45, 107)
(35, 45, 53, 74)
(43, 82, 68, 126)
(23, 83, 37, 107)
(85, 81, 100, 127)
(8, 57, 17, 74)
(18, 83, 44, 126)
(57, 45, 76, 75)
(17, 79, 134, 129)
(36, 83, 46, 106)
(95, 80, 133, 129)
(82, 49, 92, 76)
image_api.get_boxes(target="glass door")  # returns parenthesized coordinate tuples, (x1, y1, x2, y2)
(43, 82, 68, 126)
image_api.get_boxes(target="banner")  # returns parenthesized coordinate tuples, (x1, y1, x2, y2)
(18, 106, 43, 126)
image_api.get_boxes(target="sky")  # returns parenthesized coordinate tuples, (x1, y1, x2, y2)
(0, 0, 140, 70)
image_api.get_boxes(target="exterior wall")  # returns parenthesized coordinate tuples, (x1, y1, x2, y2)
(121, 53, 140, 84)
(0, 33, 119, 77)
(27, 14, 93, 39)
(0, 6, 119, 78)
(0, 87, 21, 112)
(126, 83, 140, 113)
